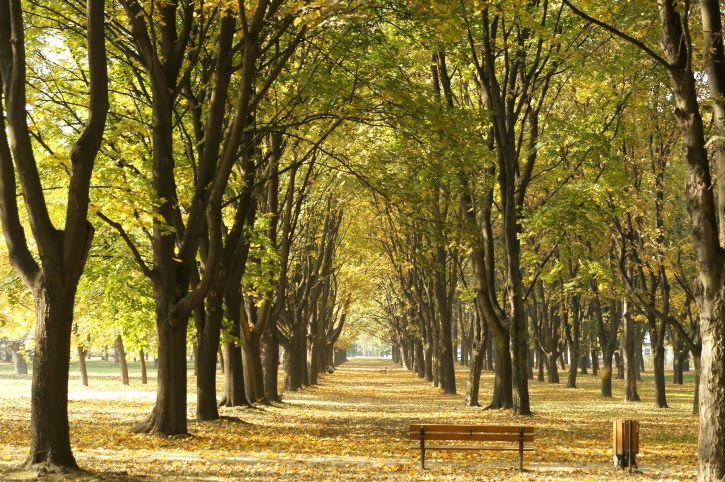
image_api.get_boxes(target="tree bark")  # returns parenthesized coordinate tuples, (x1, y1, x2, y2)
(196, 303, 223, 420)
(463, 309, 488, 406)
(11, 343, 28, 375)
(261, 324, 280, 402)
(77, 347, 88, 386)
(132, 300, 189, 434)
(220, 341, 248, 407)
(115, 335, 129, 386)
(23, 285, 79, 471)
(622, 299, 640, 402)
(283, 329, 306, 392)
(139, 349, 147, 385)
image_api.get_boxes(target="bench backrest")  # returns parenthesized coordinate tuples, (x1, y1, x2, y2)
(409, 424, 535, 443)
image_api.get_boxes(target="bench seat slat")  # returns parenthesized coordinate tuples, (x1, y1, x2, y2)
(409, 432, 534, 443)
(410, 444, 534, 451)
(410, 424, 534, 434)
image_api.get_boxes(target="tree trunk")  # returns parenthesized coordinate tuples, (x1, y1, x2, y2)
(283, 326, 306, 392)
(698, 303, 725, 479)
(487, 331, 513, 409)
(334, 349, 347, 365)
(414, 340, 425, 378)
(615, 352, 624, 380)
(261, 324, 280, 402)
(591, 349, 598, 376)
(115, 335, 129, 386)
(652, 341, 668, 408)
(601, 350, 614, 398)
(22, 286, 78, 471)
(536, 344, 545, 382)
(242, 338, 265, 403)
(305, 334, 320, 387)
(463, 310, 488, 406)
(196, 301, 223, 420)
(546, 352, 560, 384)
(693, 355, 701, 416)
(423, 332, 433, 383)
(622, 300, 640, 402)
(13, 346, 28, 375)
(77, 347, 88, 386)
(672, 342, 688, 384)
(220, 341, 248, 407)
(139, 349, 147, 385)
(132, 303, 188, 434)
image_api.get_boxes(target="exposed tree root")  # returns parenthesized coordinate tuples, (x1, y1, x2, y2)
(21, 456, 80, 475)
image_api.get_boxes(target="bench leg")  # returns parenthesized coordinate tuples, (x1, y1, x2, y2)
(419, 426, 426, 469)
(518, 427, 524, 471)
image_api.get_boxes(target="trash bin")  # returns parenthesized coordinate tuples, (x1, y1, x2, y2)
(613, 420, 639, 470)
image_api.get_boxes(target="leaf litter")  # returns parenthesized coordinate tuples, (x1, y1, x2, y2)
(0, 358, 697, 481)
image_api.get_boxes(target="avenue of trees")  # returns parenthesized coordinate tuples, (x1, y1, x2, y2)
(0, 1, 723, 481)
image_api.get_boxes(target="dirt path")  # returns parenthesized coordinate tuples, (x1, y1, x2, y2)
(0, 357, 697, 481)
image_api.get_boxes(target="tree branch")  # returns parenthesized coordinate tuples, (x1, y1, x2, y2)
(562, 0, 671, 70)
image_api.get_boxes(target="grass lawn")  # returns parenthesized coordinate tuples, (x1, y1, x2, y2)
(0, 357, 698, 481)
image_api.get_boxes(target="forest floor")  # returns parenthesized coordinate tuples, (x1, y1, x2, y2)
(0, 357, 698, 481)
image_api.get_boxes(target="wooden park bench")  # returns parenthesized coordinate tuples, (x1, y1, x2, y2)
(409, 424, 535, 470)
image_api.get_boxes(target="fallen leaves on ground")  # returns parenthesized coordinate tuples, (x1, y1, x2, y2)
(0, 359, 697, 481)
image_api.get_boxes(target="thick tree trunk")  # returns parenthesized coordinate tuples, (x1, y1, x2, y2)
(115, 335, 129, 386)
(615, 352, 624, 380)
(401, 340, 412, 371)
(22, 286, 78, 472)
(284, 328, 306, 392)
(698, 303, 725, 479)
(673, 347, 687, 384)
(486, 335, 494, 371)
(13, 347, 28, 375)
(305, 336, 320, 387)
(652, 342, 668, 408)
(463, 340, 485, 407)
(333, 349, 347, 365)
(220, 341, 248, 407)
(463, 311, 488, 406)
(261, 324, 280, 402)
(601, 350, 614, 398)
(77, 347, 88, 386)
(242, 339, 265, 403)
(566, 296, 581, 388)
(546, 352, 560, 384)
(434, 244, 457, 394)
(508, 261, 531, 415)
(579, 354, 588, 375)
(196, 303, 223, 420)
(132, 304, 188, 434)
(487, 331, 512, 409)
(414, 340, 425, 378)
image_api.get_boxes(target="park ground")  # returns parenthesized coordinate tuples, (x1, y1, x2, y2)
(0, 357, 698, 481)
